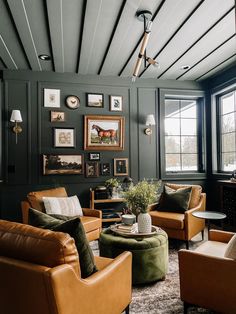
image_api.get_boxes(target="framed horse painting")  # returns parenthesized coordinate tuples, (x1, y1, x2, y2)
(84, 115, 125, 151)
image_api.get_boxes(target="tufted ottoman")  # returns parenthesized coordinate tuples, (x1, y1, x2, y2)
(99, 228, 168, 285)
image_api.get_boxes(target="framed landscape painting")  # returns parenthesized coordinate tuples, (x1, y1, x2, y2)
(86, 93, 104, 107)
(84, 115, 125, 151)
(43, 154, 83, 175)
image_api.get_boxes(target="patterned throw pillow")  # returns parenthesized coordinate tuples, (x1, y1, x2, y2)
(224, 234, 236, 259)
(42, 195, 83, 216)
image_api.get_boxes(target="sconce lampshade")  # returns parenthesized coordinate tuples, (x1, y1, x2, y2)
(10, 110, 22, 122)
(145, 114, 155, 126)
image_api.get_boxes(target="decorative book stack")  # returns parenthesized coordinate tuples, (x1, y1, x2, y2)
(117, 223, 137, 233)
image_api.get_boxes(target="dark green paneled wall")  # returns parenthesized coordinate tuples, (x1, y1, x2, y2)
(0, 70, 203, 221)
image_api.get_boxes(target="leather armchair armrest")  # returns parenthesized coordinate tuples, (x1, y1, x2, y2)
(184, 193, 206, 240)
(82, 208, 102, 219)
(48, 252, 132, 314)
(209, 229, 235, 243)
(21, 201, 31, 224)
(148, 202, 159, 211)
(178, 249, 236, 310)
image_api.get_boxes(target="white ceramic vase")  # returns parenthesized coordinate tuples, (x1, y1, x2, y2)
(137, 212, 152, 233)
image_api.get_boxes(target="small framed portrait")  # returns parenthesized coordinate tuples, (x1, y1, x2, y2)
(54, 127, 75, 148)
(110, 95, 123, 112)
(114, 158, 128, 176)
(100, 163, 111, 176)
(86, 93, 104, 108)
(50, 111, 65, 122)
(85, 162, 99, 178)
(44, 89, 60, 107)
(89, 152, 100, 161)
(43, 154, 83, 175)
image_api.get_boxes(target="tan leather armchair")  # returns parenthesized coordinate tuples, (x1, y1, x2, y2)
(149, 183, 206, 249)
(0, 219, 132, 314)
(21, 187, 102, 241)
(178, 229, 236, 314)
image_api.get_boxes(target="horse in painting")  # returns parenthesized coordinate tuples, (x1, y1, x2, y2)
(92, 124, 117, 144)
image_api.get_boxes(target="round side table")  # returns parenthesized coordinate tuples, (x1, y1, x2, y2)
(192, 211, 226, 234)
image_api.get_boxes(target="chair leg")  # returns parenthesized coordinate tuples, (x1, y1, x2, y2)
(124, 305, 130, 314)
(201, 229, 204, 241)
(184, 302, 189, 314)
(185, 241, 189, 250)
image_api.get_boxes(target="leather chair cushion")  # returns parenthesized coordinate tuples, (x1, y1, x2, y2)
(27, 187, 68, 212)
(224, 234, 236, 259)
(150, 211, 185, 230)
(80, 216, 101, 233)
(28, 208, 97, 278)
(0, 219, 80, 274)
(195, 240, 227, 258)
(165, 183, 202, 209)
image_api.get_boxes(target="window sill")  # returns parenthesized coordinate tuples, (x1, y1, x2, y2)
(161, 172, 207, 181)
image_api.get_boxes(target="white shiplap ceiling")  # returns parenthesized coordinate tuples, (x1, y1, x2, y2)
(0, 0, 235, 81)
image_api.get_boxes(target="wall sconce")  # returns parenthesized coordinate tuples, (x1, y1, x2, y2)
(144, 114, 155, 144)
(10, 110, 23, 144)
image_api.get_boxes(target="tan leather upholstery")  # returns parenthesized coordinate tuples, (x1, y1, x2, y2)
(21, 187, 102, 241)
(0, 220, 132, 314)
(150, 184, 206, 245)
(178, 229, 236, 313)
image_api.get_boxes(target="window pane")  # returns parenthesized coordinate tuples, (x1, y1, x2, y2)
(181, 119, 196, 135)
(181, 136, 197, 153)
(165, 136, 180, 153)
(181, 101, 197, 118)
(221, 93, 234, 114)
(165, 100, 180, 118)
(222, 113, 235, 133)
(222, 153, 236, 171)
(222, 132, 236, 152)
(165, 118, 180, 135)
(166, 154, 181, 171)
(182, 154, 198, 171)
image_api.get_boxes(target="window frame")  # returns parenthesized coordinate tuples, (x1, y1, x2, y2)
(159, 89, 206, 180)
(215, 86, 236, 173)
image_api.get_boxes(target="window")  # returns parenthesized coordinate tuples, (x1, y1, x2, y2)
(218, 90, 236, 172)
(160, 89, 205, 178)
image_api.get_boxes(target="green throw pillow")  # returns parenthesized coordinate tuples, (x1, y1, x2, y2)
(28, 208, 97, 278)
(159, 185, 192, 213)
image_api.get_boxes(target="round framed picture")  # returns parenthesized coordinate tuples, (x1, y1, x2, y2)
(65, 95, 80, 109)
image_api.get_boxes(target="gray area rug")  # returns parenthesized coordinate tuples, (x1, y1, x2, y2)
(91, 231, 215, 314)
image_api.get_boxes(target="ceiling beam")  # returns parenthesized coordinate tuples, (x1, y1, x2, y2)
(7, 0, 42, 71)
(0, 35, 17, 69)
(46, 0, 64, 72)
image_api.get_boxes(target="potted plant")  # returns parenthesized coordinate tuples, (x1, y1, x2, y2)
(123, 180, 161, 233)
(105, 178, 120, 198)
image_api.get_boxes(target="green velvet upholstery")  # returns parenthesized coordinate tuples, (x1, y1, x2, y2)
(99, 228, 168, 285)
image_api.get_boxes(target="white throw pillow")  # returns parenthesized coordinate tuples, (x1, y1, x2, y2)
(42, 195, 83, 217)
(224, 234, 236, 259)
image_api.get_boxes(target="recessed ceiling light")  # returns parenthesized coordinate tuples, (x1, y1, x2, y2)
(181, 65, 190, 70)
(38, 54, 51, 61)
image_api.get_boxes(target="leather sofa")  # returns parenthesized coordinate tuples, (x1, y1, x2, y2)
(178, 229, 236, 313)
(0, 219, 132, 314)
(21, 187, 102, 241)
(149, 183, 206, 249)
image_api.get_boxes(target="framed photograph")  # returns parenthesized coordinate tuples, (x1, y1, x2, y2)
(114, 158, 128, 176)
(89, 152, 100, 161)
(86, 93, 104, 107)
(100, 163, 111, 176)
(84, 115, 125, 151)
(43, 154, 83, 175)
(54, 128, 75, 148)
(50, 111, 65, 122)
(44, 89, 60, 107)
(85, 162, 99, 178)
(110, 95, 123, 111)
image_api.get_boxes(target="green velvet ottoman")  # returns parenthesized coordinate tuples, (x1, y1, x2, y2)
(99, 228, 168, 285)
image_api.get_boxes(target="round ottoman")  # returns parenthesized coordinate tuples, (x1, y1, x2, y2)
(99, 228, 168, 285)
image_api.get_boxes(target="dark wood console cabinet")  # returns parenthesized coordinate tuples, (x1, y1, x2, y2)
(218, 180, 236, 230)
